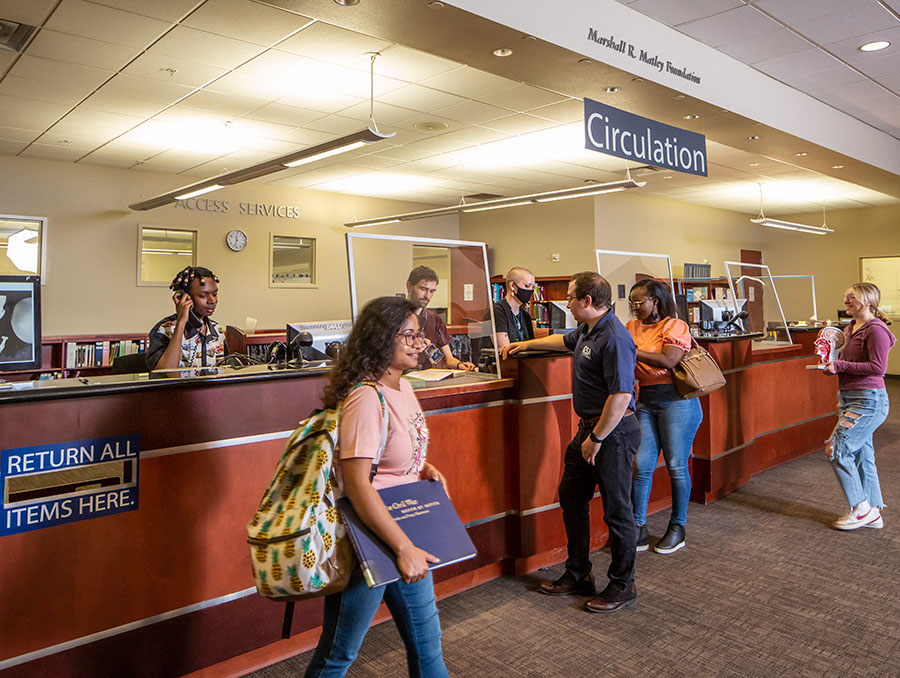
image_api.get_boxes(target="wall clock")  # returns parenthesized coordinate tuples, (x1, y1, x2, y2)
(226, 229, 248, 251)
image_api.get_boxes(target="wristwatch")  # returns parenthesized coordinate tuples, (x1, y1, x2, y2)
(589, 431, 604, 444)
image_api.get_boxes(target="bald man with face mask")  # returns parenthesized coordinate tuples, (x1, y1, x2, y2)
(493, 267, 536, 350)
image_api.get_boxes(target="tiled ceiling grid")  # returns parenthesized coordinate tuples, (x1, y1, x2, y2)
(0, 0, 896, 215)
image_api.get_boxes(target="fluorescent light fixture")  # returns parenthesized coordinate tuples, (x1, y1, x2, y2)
(129, 127, 393, 211)
(175, 184, 223, 200)
(345, 178, 645, 227)
(283, 140, 369, 167)
(461, 200, 533, 212)
(751, 217, 833, 235)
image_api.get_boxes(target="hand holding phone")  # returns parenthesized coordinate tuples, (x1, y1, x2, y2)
(173, 292, 202, 330)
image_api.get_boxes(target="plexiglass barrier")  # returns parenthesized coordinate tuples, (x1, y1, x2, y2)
(346, 233, 501, 377)
(724, 261, 792, 345)
(595, 249, 675, 327)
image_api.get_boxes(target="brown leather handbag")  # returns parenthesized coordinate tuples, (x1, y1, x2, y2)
(671, 337, 726, 398)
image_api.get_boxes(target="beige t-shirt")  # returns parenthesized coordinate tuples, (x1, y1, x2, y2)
(337, 380, 428, 491)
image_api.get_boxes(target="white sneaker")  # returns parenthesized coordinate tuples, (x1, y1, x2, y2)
(834, 506, 881, 530)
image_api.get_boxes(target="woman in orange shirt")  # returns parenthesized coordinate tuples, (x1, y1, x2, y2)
(626, 280, 702, 554)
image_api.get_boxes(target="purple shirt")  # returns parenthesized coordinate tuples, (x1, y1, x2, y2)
(833, 318, 896, 390)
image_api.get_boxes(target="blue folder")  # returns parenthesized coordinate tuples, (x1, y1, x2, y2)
(337, 480, 477, 588)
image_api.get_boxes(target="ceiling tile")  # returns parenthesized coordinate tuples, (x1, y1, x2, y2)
(678, 6, 783, 47)
(626, 0, 744, 27)
(0, 107, 65, 130)
(529, 99, 585, 124)
(824, 26, 900, 65)
(89, 0, 201, 22)
(242, 102, 324, 128)
(813, 79, 891, 103)
(852, 51, 900, 78)
(135, 149, 220, 172)
(432, 100, 512, 125)
(277, 22, 392, 65)
(0, 0, 56, 24)
(370, 45, 461, 83)
(182, 0, 312, 46)
(377, 84, 467, 113)
(26, 29, 141, 71)
(754, 0, 860, 27)
(45, 0, 171, 49)
(384, 113, 466, 136)
(801, 66, 873, 90)
(81, 91, 166, 118)
(336, 100, 421, 126)
(80, 154, 135, 169)
(8, 56, 113, 91)
(122, 52, 225, 88)
(0, 126, 42, 143)
(753, 48, 843, 81)
(179, 89, 266, 117)
(481, 114, 559, 135)
(0, 76, 90, 107)
(33, 131, 104, 151)
(148, 26, 264, 70)
(100, 74, 194, 105)
(718, 27, 812, 64)
(438, 126, 510, 145)
(0, 51, 14, 73)
(49, 108, 144, 138)
(19, 143, 87, 161)
(276, 87, 364, 114)
(476, 84, 570, 112)
(275, 127, 341, 146)
(304, 114, 371, 136)
(205, 70, 295, 101)
(419, 67, 520, 99)
(792, 3, 898, 45)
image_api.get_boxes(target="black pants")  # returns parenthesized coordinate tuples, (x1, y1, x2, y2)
(559, 413, 640, 590)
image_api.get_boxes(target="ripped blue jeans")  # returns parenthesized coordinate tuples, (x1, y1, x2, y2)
(826, 389, 889, 508)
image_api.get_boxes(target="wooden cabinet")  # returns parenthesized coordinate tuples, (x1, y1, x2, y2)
(224, 326, 286, 362)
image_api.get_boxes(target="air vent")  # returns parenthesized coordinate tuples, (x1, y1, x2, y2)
(0, 19, 36, 53)
(465, 193, 503, 202)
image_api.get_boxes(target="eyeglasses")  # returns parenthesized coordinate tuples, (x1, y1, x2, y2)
(396, 330, 426, 346)
(629, 299, 649, 309)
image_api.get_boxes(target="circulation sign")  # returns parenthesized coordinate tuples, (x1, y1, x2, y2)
(1, 434, 139, 536)
(584, 98, 707, 176)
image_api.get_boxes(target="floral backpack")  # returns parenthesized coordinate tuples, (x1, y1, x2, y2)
(246, 382, 388, 600)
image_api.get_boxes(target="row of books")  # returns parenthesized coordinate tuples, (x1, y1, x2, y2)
(65, 339, 146, 369)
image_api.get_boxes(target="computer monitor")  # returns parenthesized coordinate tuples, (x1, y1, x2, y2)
(699, 298, 748, 323)
(0, 275, 41, 372)
(286, 320, 352, 362)
(547, 301, 576, 330)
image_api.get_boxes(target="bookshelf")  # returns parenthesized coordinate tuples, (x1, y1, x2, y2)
(2, 334, 149, 382)
(490, 275, 570, 329)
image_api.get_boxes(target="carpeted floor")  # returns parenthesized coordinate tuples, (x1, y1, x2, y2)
(248, 381, 900, 678)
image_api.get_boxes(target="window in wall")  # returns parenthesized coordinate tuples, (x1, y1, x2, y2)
(0, 215, 45, 279)
(138, 226, 197, 286)
(270, 235, 316, 287)
(861, 256, 900, 318)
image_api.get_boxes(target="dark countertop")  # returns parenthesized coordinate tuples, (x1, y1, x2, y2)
(694, 332, 765, 343)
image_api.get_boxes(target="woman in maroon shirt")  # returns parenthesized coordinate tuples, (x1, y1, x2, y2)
(824, 282, 896, 530)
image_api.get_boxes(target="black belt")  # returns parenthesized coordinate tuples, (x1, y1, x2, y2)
(579, 411, 633, 429)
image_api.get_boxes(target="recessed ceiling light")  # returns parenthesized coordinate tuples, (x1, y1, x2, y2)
(794, 152, 808, 157)
(859, 40, 890, 52)
(748, 162, 760, 167)
(747, 135, 759, 140)
(493, 47, 513, 57)
(522, 35, 536, 41)
(427, 0, 445, 8)
(662, 175, 672, 180)
(631, 77, 645, 83)
(832, 164, 845, 169)
(414, 121, 449, 132)
(333, 0, 359, 5)
(57, 140, 72, 146)
(604, 86, 620, 93)
(673, 94, 685, 100)
(579, 58, 593, 64)
(682, 114, 700, 120)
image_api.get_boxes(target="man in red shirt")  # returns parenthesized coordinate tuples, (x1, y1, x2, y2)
(406, 266, 476, 371)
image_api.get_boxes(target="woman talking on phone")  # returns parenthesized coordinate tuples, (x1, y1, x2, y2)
(305, 296, 450, 678)
(146, 266, 225, 370)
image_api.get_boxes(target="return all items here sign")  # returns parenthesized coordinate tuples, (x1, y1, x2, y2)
(1, 435, 139, 536)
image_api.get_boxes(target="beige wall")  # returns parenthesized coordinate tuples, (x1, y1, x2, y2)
(0, 156, 457, 336)
(763, 204, 900, 373)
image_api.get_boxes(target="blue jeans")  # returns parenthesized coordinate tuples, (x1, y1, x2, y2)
(828, 389, 889, 508)
(632, 384, 703, 527)
(305, 568, 448, 678)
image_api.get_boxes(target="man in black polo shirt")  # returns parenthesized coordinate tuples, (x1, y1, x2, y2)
(493, 267, 536, 349)
(500, 271, 639, 612)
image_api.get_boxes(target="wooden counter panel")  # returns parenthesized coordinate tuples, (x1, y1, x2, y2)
(517, 401, 576, 511)
(513, 356, 572, 399)
(425, 405, 514, 523)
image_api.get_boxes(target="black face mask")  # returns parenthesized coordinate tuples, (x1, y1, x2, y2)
(514, 286, 534, 304)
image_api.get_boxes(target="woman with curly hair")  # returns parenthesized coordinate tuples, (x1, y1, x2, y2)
(306, 296, 450, 678)
(146, 266, 225, 370)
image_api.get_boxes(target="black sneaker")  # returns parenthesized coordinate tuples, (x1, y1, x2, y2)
(653, 522, 685, 554)
(538, 572, 595, 596)
(636, 524, 649, 552)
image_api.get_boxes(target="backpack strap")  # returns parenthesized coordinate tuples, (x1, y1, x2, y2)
(352, 381, 389, 484)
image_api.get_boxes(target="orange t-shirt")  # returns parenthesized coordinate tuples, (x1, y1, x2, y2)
(626, 317, 692, 387)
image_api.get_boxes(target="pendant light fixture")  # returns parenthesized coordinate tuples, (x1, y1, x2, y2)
(750, 184, 833, 235)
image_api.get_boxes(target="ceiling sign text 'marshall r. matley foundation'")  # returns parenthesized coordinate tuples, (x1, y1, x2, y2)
(584, 99, 707, 177)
